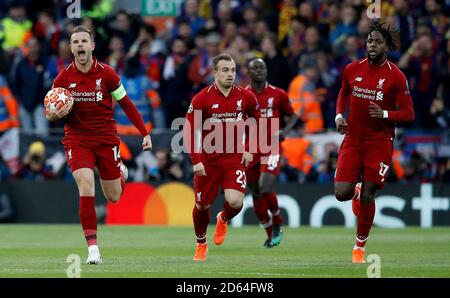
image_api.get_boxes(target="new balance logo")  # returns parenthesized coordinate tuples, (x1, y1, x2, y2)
(355, 77, 363, 82)
(212, 104, 219, 109)
(69, 83, 76, 88)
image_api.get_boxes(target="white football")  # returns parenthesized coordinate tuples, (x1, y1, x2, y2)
(44, 87, 74, 113)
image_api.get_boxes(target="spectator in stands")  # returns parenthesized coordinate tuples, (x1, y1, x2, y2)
(287, 60, 323, 133)
(105, 35, 126, 73)
(15, 141, 54, 180)
(115, 55, 155, 136)
(33, 9, 61, 55)
(161, 38, 192, 127)
(109, 10, 137, 52)
(0, 2, 32, 55)
(398, 33, 439, 128)
(282, 16, 307, 60)
(260, 32, 292, 91)
(0, 72, 20, 176)
(330, 5, 358, 56)
(188, 32, 220, 93)
(173, 0, 206, 38)
(13, 37, 49, 136)
(278, 0, 298, 44)
(0, 190, 13, 222)
(295, 25, 325, 75)
(393, 0, 415, 53)
(148, 149, 184, 182)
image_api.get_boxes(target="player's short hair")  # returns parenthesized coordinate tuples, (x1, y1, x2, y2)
(368, 22, 398, 51)
(213, 53, 235, 70)
(70, 26, 94, 42)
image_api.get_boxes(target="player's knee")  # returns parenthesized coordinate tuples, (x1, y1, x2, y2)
(334, 186, 352, 201)
(105, 190, 121, 203)
(78, 180, 95, 196)
(227, 200, 243, 209)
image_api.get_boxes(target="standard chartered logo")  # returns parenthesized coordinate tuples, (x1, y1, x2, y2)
(96, 91, 103, 101)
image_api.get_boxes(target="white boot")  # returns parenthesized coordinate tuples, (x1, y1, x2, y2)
(86, 245, 102, 265)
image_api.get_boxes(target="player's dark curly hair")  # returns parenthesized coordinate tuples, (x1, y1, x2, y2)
(368, 22, 398, 52)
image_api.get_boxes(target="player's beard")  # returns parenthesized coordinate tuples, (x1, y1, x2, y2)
(220, 79, 233, 89)
(367, 51, 386, 65)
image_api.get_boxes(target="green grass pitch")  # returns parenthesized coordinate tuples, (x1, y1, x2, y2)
(0, 225, 449, 278)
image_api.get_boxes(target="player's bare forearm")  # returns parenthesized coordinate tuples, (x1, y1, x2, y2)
(369, 101, 415, 122)
(279, 114, 298, 141)
(193, 162, 206, 176)
(241, 152, 253, 167)
(335, 117, 347, 135)
(142, 135, 152, 151)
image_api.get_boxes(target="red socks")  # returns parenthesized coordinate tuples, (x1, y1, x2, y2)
(79, 196, 97, 246)
(193, 206, 210, 244)
(253, 196, 272, 238)
(356, 200, 375, 248)
(221, 201, 243, 222)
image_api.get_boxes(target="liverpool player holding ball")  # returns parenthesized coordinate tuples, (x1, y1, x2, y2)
(46, 26, 152, 264)
(334, 23, 414, 263)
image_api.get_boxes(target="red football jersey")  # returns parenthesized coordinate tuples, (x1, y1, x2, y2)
(53, 58, 121, 144)
(245, 82, 294, 155)
(184, 83, 259, 165)
(336, 58, 414, 139)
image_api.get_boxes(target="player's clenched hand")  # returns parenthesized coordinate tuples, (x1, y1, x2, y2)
(335, 118, 347, 135)
(369, 101, 383, 118)
(241, 152, 253, 167)
(142, 135, 152, 151)
(193, 162, 206, 176)
(45, 101, 69, 121)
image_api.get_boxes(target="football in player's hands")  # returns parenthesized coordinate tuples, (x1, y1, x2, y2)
(44, 87, 74, 116)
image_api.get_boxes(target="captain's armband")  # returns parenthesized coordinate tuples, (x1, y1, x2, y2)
(111, 84, 127, 101)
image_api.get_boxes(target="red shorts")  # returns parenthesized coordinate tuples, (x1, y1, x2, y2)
(194, 163, 247, 206)
(64, 141, 122, 180)
(335, 136, 393, 187)
(246, 153, 281, 184)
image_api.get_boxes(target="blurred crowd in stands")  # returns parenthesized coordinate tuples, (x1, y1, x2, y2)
(0, 0, 450, 184)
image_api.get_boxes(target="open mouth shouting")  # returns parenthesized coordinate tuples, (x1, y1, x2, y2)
(77, 49, 87, 62)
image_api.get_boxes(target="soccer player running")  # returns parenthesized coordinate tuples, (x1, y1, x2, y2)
(184, 53, 258, 261)
(334, 23, 414, 263)
(46, 26, 152, 265)
(245, 58, 297, 248)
